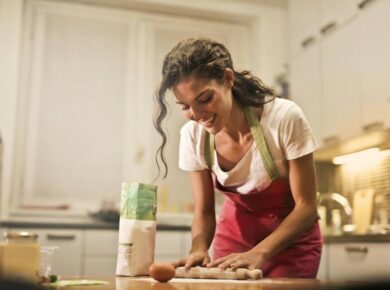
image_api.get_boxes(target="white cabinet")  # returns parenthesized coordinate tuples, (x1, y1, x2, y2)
(328, 242, 390, 281)
(319, 0, 359, 32)
(288, 0, 320, 57)
(289, 0, 390, 145)
(289, 42, 323, 144)
(155, 230, 191, 262)
(26, 228, 83, 276)
(356, 0, 390, 131)
(83, 229, 118, 275)
(317, 243, 328, 280)
(321, 17, 361, 142)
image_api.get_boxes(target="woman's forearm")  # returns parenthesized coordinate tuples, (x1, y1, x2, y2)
(190, 212, 216, 253)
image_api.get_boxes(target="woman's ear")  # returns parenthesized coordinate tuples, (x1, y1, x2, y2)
(224, 68, 235, 89)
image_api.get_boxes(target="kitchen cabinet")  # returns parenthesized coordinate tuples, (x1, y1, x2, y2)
(289, 42, 323, 144)
(83, 229, 118, 275)
(328, 242, 390, 280)
(9, 228, 84, 276)
(289, 0, 390, 145)
(356, 0, 390, 131)
(317, 243, 328, 280)
(288, 0, 320, 57)
(321, 17, 361, 142)
(319, 0, 359, 33)
(155, 231, 192, 262)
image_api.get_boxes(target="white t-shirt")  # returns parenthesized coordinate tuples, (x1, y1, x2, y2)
(178, 97, 319, 194)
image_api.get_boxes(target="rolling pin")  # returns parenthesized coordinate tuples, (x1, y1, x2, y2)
(175, 266, 262, 280)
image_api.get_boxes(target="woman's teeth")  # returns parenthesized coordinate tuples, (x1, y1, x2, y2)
(203, 114, 215, 125)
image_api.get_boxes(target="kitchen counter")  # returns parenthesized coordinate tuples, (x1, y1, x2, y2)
(43, 276, 361, 290)
(0, 212, 193, 231)
(324, 233, 390, 243)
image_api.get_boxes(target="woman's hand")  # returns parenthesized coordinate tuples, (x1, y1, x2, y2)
(172, 250, 211, 270)
(206, 249, 267, 270)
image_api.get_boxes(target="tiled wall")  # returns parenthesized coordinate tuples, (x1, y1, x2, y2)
(316, 150, 390, 224)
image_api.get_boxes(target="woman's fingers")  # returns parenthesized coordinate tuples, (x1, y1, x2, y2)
(230, 260, 247, 270)
(206, 256, 227, 267)
(202, 255, 211, 267)
(172, 258, 187, 268)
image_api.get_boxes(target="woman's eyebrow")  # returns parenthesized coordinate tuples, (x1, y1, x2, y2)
(175, 89, 211, 105)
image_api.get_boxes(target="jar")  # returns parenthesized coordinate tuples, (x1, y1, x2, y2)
(0, 231, 40, 282)
(4, 231, 39, 243)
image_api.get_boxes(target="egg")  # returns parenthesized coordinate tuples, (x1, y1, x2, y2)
(149, 262, 176, 282)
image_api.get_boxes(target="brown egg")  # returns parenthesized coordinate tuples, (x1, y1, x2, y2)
(149, 262, 176, 282)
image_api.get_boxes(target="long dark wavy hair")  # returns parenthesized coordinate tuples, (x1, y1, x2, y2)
(154, 37, 276, 179)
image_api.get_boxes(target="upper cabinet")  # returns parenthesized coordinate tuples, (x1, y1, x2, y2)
(288, 0, 320, 57)
(288, 0, 390, 147)
(356, 0, 390, 131)
(319, 0, 359, 33)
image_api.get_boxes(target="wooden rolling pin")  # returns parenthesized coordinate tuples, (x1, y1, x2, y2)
(175, 266, 262, 280)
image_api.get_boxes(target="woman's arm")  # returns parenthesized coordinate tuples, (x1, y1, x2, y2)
(208, 153, 318, 269)
(173, 169, 216, 269)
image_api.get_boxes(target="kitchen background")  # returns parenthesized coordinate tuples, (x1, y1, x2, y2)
(0, 0, 390, 282)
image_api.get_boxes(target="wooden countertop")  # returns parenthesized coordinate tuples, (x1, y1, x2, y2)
(48, 276, 358, 290)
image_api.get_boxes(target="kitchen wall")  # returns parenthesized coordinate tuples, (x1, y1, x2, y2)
(317, 150, 390, 224)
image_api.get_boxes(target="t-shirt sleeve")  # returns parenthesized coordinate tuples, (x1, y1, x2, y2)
(178, 122, 208, 171)
(279, 102, 319, 160)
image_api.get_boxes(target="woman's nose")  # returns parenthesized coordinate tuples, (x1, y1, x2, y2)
(190, 107, 203, 121)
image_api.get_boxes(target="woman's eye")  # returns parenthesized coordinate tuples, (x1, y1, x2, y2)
(199, 95, 213, 104)
(181, 106, 189, 111)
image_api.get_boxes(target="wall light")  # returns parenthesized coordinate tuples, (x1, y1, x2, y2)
(332, 148, 380, 165)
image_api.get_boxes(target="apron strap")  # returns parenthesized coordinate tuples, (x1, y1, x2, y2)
(204, 106, 279, 181)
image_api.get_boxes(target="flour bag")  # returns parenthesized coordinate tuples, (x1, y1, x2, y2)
(116, 182, 157, 276)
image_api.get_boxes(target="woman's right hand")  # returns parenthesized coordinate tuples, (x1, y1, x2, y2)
(172, 250, 211, 270)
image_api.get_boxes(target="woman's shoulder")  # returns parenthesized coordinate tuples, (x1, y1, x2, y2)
(264, 97, 303, 121)
(180, 120, 207, 141)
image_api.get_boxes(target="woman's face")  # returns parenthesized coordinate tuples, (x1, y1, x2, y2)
(172, 71, 234, 134)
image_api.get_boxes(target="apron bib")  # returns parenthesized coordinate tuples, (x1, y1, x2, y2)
(205, 107, 322, 278)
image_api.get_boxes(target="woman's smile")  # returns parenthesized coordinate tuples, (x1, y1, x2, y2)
(200, 113, 216, 127)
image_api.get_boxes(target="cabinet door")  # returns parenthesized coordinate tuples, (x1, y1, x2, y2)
(357, 0, 390, 130)
(317, 243, 328, 279)
(288, 0, 321, 57)
(83, 230, 118, 275)
(321, 17, 361, 142)
(289, 42, 323, 145)
(319, 0, 359, 32)
(28, 228, 83, 276)
(155, 231, 182, 262)
(328, 243, 390, 280)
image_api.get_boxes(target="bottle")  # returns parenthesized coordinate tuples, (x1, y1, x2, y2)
(331, 209, 342, 235)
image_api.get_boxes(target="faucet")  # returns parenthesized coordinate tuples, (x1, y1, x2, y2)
(318, 192, 353, 225)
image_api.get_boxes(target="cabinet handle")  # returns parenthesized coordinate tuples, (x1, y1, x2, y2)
(322, 135, 340, 145)
(47, 234, 76, 240)
(345, 246, 368, 254)
(320, 21, 337, 35)
(358, 0, 377, 10)
(362, 121, 384, 132)
(301, 36, 316, 48)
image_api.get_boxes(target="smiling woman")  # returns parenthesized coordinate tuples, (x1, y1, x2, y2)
(153, 37, 322, 278)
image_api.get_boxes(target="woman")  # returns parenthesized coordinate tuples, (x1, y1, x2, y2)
(154, 37, 322, 278)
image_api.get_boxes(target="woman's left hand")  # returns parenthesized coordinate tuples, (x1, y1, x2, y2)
(206, 249, 267, 270)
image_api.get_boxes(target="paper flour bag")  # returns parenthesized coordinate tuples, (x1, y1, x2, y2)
(116, 182, 157, 276)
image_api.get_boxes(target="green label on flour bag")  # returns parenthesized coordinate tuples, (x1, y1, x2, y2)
(120, 182, 157, 220)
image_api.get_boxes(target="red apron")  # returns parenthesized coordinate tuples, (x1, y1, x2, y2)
(205, 107, 323, 278)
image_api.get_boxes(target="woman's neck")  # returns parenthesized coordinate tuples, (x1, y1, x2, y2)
(220, 101, 251, 142)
